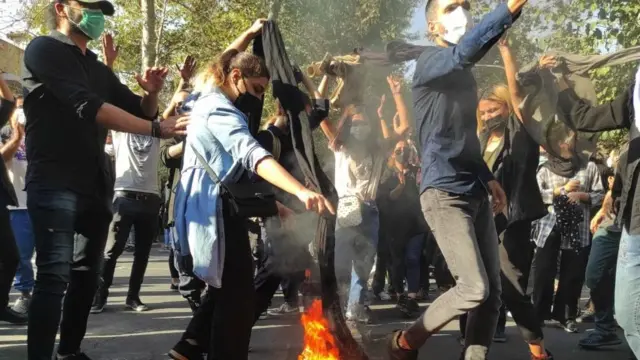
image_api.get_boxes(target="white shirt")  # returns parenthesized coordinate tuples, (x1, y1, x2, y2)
(112, 131, 160, 194)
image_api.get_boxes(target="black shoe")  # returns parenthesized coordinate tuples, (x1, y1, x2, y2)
(404, 297, 420, 318)
(125, 297, 149, 312)
(493, 328, 507, 343)
(90, 294, 106, 314)
(0, 307, 28, 324)
(57, 352, 92, 360)
(578, 332, 622, 349)
(170, 283, 179, 291)
(561, 319, 579, 333)
(396, 294, 408, 315)
(168, 340, 203, 360)
(387, 330, 418, 360)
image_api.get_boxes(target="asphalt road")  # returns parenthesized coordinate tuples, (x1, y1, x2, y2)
(0, 247, 632, 360)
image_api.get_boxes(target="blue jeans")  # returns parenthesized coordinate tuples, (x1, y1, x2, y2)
(26, 186, 111, 360)
(586, 228, 620, 335)
(335, 202, 379, 310)
(615, 228, 640, 357)
(10, 209, 35, 293)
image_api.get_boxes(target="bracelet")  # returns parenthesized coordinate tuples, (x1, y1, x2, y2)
(151, 120, 162, 138)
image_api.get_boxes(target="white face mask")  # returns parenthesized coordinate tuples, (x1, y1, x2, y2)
(606, 157, 614, 168)
(14, 108, 26, 125)
(440, 7, 473, 45)
(104, 144, 115, 157)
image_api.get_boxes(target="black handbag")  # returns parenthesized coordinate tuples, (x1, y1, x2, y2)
(190, 144, 278, 218)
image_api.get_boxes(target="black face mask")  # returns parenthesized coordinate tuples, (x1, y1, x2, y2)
(484, 115, 507, 132)
(394, 148, 410, 164)
(233, 79, 263, 136)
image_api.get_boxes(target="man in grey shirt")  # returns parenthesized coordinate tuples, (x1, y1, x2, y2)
(91, 131, 162, 313)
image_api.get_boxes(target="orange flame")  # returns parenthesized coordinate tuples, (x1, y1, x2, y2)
(298, 299, 340, 360)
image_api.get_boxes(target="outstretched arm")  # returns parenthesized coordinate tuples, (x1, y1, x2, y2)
(225, 19, 266, 53)
(497, 35, 524, 122)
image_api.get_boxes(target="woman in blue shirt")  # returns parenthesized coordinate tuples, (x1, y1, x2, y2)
(169, 20, 334, 360)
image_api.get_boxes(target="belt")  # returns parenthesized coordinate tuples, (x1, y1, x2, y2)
(115, 190, 159, 201)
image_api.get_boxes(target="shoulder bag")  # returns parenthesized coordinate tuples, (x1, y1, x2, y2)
(190, 144, 278, 219)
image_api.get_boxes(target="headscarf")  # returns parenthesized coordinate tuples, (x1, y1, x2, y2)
(543, 155, 578, 178)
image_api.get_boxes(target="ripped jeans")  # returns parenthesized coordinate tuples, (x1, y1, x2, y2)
(26, 185, 111, 360)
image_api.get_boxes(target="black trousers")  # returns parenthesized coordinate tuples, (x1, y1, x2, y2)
(372, 231, 391, 294)
(181, 210, 255, 360)
(169, 249, 179, 279)
(461, 222, 542, 341)
(533, 228, 590, 322)
(100, 193, 161, 299)
(0, 205, 18, 310)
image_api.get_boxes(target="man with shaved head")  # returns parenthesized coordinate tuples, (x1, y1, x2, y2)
(387, 1, 534, 360)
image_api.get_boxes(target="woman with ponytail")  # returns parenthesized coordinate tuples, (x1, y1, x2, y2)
(168, 20, 334, 360)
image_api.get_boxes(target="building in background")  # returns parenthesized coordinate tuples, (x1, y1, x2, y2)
(0, 36, 25, 94)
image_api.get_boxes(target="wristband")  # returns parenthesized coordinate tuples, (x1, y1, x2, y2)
(151, 120, 162, 138)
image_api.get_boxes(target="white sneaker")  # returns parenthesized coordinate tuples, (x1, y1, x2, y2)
(267, 303, 299, 316)
(375, 290, 392, 301)
(11, 296, 30, 314)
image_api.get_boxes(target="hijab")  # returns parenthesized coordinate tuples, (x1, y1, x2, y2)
(543, 153, 579, 178)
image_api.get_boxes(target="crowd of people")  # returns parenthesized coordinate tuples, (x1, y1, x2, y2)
(1, 0, 640, 360)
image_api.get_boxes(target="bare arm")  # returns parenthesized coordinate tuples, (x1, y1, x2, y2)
(0, 124, 22, 163)
(0, 75, 14, 103)
(167, 142, 184, 159)
(497, 38, 524, 122)
(507, 0, 528, 14)
(225, 19, 266, 53)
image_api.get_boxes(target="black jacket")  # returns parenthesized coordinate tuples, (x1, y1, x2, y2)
(557, 85, 639, 234)
(0, 98, 18, 207)
(479, 114, 547, 225)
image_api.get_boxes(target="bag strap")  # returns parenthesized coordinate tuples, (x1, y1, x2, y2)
(267, 129, 281, 161)
(190, 143, 222, 185)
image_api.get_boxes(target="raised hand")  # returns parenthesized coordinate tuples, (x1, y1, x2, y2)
(136, 67, 169, 94)
(387, 75, 402, 94)
(101, 33, 119, 68)
(176, 55, 197, 82)
(248, 19, 267, 36)
(377, 94, 386, 119)
(538, 55, 558, 70)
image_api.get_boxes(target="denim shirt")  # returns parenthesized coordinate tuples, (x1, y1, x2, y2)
(413, 4, 516, 195)
(173, 88, 271, 288)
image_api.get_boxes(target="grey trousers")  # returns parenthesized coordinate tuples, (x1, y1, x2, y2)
(404, 189, 502, 360)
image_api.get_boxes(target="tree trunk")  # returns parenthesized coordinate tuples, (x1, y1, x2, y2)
(141, 0, 157, 72)
(268, 0, 283, 20)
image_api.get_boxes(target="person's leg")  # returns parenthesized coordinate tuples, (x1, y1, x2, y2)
(10, 209, 35, 303)
(462, 193, 502, 360)
(346, 204, 379, 317)
(210, 213, 255, 360)
(128, 201, 160, 303)
(97, 196, 134, 306)
(26, 188, 78, 360)
(169, 286, 215, 358)
(553, 246, 590, 324)
(532, 230, 561, 323)
(499, 222, 545, 354)
(615, 229, 640, 358)
(401, 190, 499, 359)
(169, 248, 179, 288)
(373, 217, 390, 295)
(334, 220, 357, 310)
(57, 194, 111, 356)
(0, 206, 21, 319)
(390, 235, 407, 296)
(283, 270, 304, 307)
(253, 248, 284, 321)
(174, 251, 205, 312)
(405, 233, 425, 296)
(579, 228, 621, 348)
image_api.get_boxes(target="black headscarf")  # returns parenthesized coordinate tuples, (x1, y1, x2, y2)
(543, 154, 578, 178)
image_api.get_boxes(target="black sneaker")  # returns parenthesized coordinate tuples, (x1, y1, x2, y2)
(493, 328, 507, 343)
(90, 294, 106, 314)
(126, 297, 149, 312)
(387, 330, 418, 360)
(0, 307, 28, 324)
(404, 297, 420, 318)
(578, 332, 622, 349)
(396, 294, 408, 316)
(170, 283, 179, 291)
(168, 340, 203, 360)
(57, 351, 92, 360)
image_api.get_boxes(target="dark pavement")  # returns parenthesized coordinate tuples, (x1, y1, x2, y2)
(0, 247, 632, 360)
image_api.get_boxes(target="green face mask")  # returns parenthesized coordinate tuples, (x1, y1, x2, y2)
(67, 7, 105, 40)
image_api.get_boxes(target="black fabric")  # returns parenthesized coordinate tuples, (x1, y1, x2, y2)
(0, 98, 18, 207)
(0, 206, 18, 309)
(357, 40, 427, 66)
(377, 169, 426, 239)
(480, 115, 547, 225)
(256, 22, 364, 358)
(543, 155, 578, 178)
